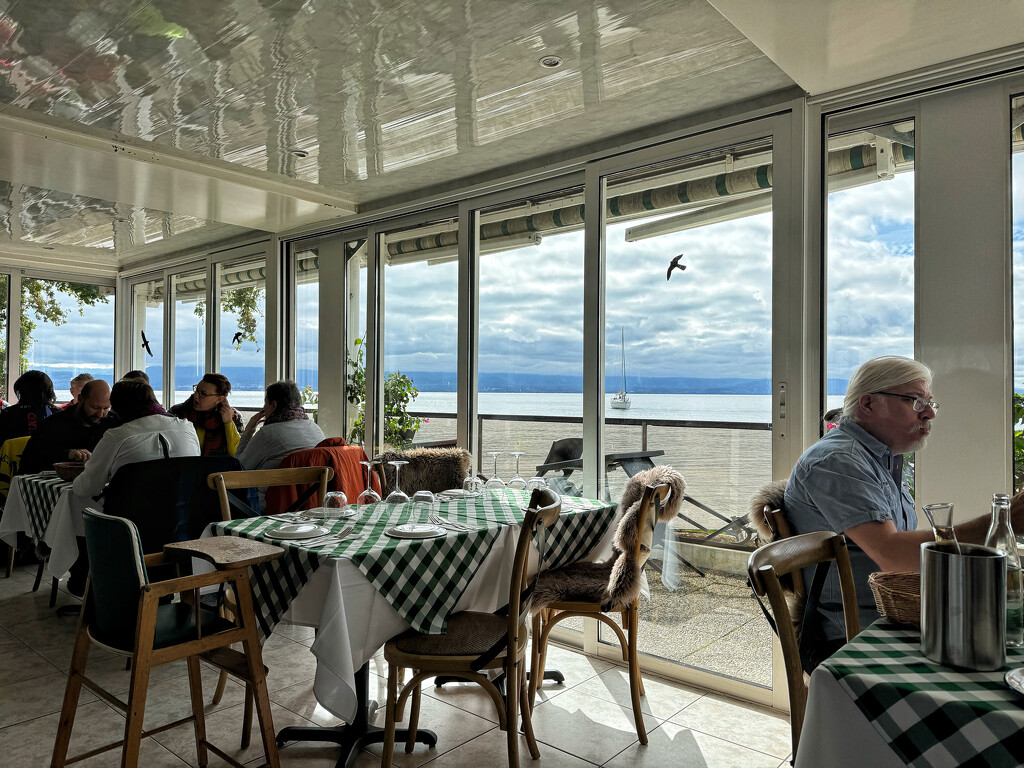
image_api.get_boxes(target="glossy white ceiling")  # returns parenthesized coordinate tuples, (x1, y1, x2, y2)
(710, 0, 1024, 96)
(0, 0, 797, 268)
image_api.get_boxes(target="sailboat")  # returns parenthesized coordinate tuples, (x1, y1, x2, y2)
(610, 328, 631, 410)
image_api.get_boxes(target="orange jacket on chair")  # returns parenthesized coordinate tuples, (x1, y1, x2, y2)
(263, 437, 381, 514)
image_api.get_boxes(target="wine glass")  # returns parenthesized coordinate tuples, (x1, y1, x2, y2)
(324, 490, 348, 519)
(357, 460, 382, 505)
(411, 490, 435, 522)
(485, 451, 505, 489)
(525, 475, 548, 492)
(385, 460, 410, 504)
(506, 451, 528, 490)
(462, 471, 484, 495)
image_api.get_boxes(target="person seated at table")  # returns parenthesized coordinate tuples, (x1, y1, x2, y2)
(19, 380, 119, 474)
(236, 380, 325, 510)
(59, 373, 93, 410)
(785, 355, 1024, 671)
(169, 372, 243, 456)
(74, 380, 200, 499)
(0, 370, 57, 448)
(121, 369, 149, 383)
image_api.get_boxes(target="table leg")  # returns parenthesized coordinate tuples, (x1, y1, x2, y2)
(276, 662, 437, 768)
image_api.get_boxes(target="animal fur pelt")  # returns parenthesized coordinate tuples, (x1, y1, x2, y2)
(749, 479, 788, 543)
(375, 447, 471, 495)
(533, 466, 685, 612)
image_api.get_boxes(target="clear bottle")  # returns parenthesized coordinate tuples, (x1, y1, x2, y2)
(985, 493, 1024, 647)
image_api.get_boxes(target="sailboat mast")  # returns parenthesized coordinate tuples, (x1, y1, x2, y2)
(620, 328, 626, 392)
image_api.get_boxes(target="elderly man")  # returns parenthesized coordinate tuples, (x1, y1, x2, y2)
(60, 373, 94, 410)
(786, 355, 1023, 669)
(19, 380, 118, 474)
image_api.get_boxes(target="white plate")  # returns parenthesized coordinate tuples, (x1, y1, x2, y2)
(1005, 668, 1024, 697)
(439, 489, 480, 499)
(305, 506, 356, 520)
(264, 522, 329, 540)
(385, 523, 447, 539)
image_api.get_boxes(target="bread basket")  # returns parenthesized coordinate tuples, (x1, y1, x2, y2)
(52, 462, 86, 482)
(868, 570, 921, 628)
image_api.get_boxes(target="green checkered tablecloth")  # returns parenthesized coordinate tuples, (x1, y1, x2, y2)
(211, 489, 616, 642)
(17, 473, 72, 541)
(823, 622, 1024, 767)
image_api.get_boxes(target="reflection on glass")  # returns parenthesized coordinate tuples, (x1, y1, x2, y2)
(295, 248, 320, 398)
(131, 278, 164, 401)
(173, 269, 206, 405)
(0, 273, 8, 395)
(217, 256, 266, 410)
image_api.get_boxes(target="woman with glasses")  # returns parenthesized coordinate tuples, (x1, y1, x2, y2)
(168, 372, 243, 456)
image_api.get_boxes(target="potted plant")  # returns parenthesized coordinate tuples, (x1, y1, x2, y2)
(346, 336, 422, 449)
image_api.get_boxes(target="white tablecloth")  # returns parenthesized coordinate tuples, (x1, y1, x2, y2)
(0, 477, 31, 546)
(43, 488, 96, 578)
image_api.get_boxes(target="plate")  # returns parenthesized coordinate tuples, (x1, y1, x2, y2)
(439, 489, 481, 499)
(305, 506, 356, 520)
(1005, 668, 1024, 697)
(385, 523, 447, 540)
(264, 523, 328, 540)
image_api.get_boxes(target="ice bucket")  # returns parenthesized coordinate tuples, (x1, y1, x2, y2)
(920, 541, 1006, 670)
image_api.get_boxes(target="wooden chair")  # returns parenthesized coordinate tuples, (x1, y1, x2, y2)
(747, 531, 861, 759)
(529, 470, 683, 744)
(51, 508, 284, 768)
(1, 435, 32, 578)
(379, 487, 562, 768)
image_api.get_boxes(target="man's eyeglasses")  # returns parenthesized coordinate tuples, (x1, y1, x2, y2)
(192, 384, 215, 399)
(870, 391, 939, 412)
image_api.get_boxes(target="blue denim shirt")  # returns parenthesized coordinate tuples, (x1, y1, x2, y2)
(784, 416, 917, 641)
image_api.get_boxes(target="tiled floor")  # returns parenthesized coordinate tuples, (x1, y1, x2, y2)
(0, 563, 792, 766)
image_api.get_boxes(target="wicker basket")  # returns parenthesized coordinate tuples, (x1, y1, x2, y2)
(52, 462, 85, 482)
(868, 571, 921, 628)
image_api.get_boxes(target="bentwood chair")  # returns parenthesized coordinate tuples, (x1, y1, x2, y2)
(529, 466, 684, 744)
(379, 487, 561, 768)
(747, 531, 861, 760)
(51, 508, 284, 768)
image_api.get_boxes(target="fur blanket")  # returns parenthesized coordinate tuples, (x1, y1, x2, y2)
(375, 447, 471, 495)
(749, 479, 788, 543)
(533, 466, 686, 611)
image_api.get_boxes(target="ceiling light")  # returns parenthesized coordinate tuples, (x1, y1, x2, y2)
(539, 55, 562, 69)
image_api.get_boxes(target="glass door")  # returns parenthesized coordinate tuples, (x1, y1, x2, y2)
(129, 276, 165, 401)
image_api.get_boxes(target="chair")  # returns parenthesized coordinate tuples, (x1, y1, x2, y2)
(263, 439, 372, 514)
(51, 508, 284, 768)
(208, 466, 333, 519)
(0, 435, 31, 578)
(374, 446, 471, 496)
(747, 479, 804, 597)
(379, 487, 561, 768)
(529, 466, 685, 744)
(747, 531, 861, 759)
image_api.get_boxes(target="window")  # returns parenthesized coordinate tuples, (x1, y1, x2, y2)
(129, 277, 164, 400)
(171, 268, 207, 405)
(216, 255, 266, 410)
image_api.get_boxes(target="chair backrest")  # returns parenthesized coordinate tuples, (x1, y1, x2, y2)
(264, 441, 376, 513)
(375, 447, 471, 495)
(541, 437, 583, 466)
(82, 507, 149, 653)
(0, 435, 31, 499)
(103, 455, 243, 552)
(208, 466, 333, 520)
(747, 531, 860, 756)
(748, 479, 803, 596)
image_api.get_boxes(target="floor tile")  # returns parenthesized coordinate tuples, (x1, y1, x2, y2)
(604, 720, 781, 768)
(426, 727, 596, 767)
(260, 640, 321, 693)
(668, 693, 791, 758)
(531, 642, 616, 695)
(0, 669, 95, 728)
(571, 666, 704, 720)
(0, 644, 62, 684)
(271, 678, 346, 727)
(273, 621, 317, 644)
(0, 625, 26, 654)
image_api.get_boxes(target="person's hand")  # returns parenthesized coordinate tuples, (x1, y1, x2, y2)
(218, 397, 235, 424)
(68, 448, 91, 462)
(244, 407, 267, 434)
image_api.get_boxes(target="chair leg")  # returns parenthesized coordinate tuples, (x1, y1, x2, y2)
(2, 540, 13, 578)
(49, 576, 59, 608)
(404, 680, 421, 753)
(381, 663, 399, 768)
(520, 655, 540, 759)
(626, 606, 647, 745)
(32, 558, 44, 592)
(241, 685, 254, 749)
(186, 656, 209, 768)
(233, 574, 280, 768)
(506, 659, 521, 768)
(529, 612, 543, 707)
(211, 669, 229, 705)
(122, 646, 154, 768)
(50, 613, 92, 767)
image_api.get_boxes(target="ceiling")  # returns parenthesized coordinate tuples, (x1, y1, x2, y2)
(0, 0, 1015, 273)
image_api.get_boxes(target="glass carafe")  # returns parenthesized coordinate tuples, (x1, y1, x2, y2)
(985, 493, 1024, 647)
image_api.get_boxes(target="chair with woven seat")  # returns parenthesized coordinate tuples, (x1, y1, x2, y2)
(380, 486, 561, 768)
(747, 531, 861, 760)
(529, 465, 685, 744)
(51, 508, 284, 768)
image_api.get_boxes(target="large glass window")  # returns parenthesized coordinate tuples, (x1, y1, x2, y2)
(216, 255, 266, 411)
(171, 268, 207, 407)
(130, 277, 164, 401)
(0, 273, 8, 397)
(294, 248, 320, 397)
(1012, 97, 1024, 490)
(20, 277, 114, 401)
(601, 140, 774, 687)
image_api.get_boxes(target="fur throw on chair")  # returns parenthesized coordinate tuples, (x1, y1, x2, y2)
(532, 466, 685, 612)
(375, 447, 472, 495)
(749, 479, 788, 543)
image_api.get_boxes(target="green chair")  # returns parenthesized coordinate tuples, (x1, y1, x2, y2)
(51, 508, 284, 768)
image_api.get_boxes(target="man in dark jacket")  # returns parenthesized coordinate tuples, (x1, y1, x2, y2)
(19, 380, 118, 474)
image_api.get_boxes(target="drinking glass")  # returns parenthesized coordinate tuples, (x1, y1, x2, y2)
(485, 451, 505, 489)
(411, 490, 436, 522)
(323, 490, 348, 519)
(357, 460, 382, 505)
(525, 476, 548, 492)
(385, 460, 410, 504)
(462, 471, 484, 495)
(923, 502, 958, 547)
(506, 451, 528, 490)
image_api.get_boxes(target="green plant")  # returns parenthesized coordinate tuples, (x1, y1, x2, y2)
(1014, 392, 1024, 492)
(300, 385, 319, 424)
(346, 336, 422, 449)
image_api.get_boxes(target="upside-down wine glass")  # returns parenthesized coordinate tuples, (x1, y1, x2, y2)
(462, 469, 484, 495)
(484, 451, 505, 489)
(411, 490, 436, 522)
(357, 460, 382, 505)
(525, 475, 548, 492)
(323, 490, 348, 519)
(506, 451, 528, 490)
(385, 460, 410, 504)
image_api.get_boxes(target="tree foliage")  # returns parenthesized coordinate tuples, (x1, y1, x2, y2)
(193, 286, 265, 350)
(346, 336, 422, 449)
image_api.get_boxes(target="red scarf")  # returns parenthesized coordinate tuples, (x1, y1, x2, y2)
(190, 409, 227, 456)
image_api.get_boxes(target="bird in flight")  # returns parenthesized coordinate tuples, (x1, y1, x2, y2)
(232, 331, 244, 346)
(666, 253, 687, 281)
(140, 330, 153, 357)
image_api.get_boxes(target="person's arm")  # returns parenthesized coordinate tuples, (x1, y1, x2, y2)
(237, 407, 268, 455)
(73, 432, 117, 498)
(224, 419, 240, 456)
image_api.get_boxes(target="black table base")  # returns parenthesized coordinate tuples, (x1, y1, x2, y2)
(276, 663, 437, 768)
(433, 669, 565, 693)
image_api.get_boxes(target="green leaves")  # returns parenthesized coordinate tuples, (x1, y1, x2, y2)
(345, 335, 422, 448)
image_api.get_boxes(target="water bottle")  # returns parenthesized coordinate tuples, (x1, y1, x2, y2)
(985, 493, 1024, 647)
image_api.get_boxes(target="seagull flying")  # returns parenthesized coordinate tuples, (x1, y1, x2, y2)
(140, 330, 153, 357)
(232, 331, 244, 346)
(666, 253, 687, 281)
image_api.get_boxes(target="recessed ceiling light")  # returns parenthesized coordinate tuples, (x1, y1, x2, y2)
(539, 55, 563, 69)
(288, 148, 309, 159)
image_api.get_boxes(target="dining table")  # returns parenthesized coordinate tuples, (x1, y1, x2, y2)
(205, 488, 618, 767)
(0, 472, 76, 590)
(795, 621, 1024, 768)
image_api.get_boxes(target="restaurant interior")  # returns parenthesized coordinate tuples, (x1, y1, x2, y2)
(2, 1, 1024, 766)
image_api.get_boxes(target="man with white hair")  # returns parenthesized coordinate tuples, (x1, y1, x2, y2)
(785, 355, 1018, 668)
